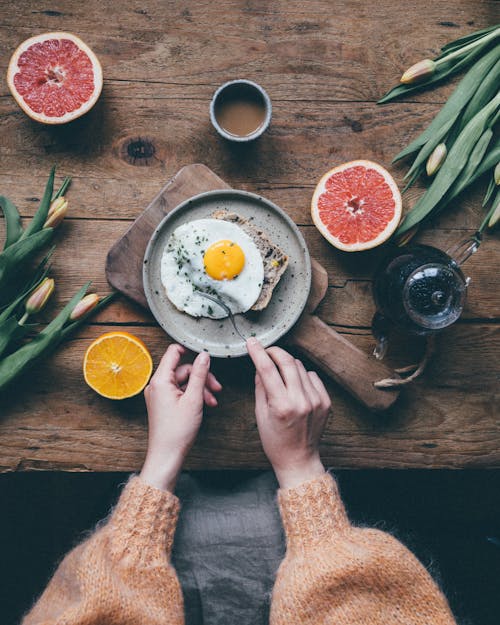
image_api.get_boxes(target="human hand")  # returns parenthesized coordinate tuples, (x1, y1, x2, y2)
(246, 338, 331, 489)
(140, 344, 222, 492)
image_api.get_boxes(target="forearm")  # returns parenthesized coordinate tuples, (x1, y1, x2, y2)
(271, 472, 456, 625)
(140, 451, 184, 493)
(23, 477, 184, 625)
(272, 455, 326, 490)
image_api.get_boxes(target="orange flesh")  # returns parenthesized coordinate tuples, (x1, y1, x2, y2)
(317, 166, 396, 245)
(83, 332, 153, 400)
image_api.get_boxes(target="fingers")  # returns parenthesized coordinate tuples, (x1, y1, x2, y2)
(203, 387, 218, 407)
(175, 364, 192, 385)
(266, 346, 303, 390)
(207, 372, 223, 392)
(308, 370, 332, 413)
(295, 359, 321, 409)
(180, 383, 219, 407)
(295, 356, 331, 414)
(176, 362, 221, 407)
(254, 371, 267, 411)
(184, 351, 211, 404)
(153, 344, 186, 385)
(175, 364, 222, 392)
(246, 338, 286, 398)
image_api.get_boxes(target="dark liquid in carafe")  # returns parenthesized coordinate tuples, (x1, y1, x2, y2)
(214, 84, 266, 137)
(373, 245, 465, 334)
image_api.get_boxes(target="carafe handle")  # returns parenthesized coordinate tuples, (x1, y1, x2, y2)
(371, 311, 391, 360)
(446, 232, 481, 268)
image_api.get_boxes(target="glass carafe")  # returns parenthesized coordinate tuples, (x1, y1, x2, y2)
(371, 235, 480, 360)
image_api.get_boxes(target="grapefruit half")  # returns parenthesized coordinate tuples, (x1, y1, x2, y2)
(7, 32, 103, 124)
(311, 160, 402, 252)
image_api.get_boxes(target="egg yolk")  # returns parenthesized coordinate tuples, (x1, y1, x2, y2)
(203, 239, 245, 280)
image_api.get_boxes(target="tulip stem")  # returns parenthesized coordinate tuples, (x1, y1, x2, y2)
(52, 176, 71, 201)
(436, 27, 500, 68)
(19, 312, 29, 326)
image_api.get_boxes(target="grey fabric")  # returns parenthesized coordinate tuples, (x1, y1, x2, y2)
(172, 471, 285, 625)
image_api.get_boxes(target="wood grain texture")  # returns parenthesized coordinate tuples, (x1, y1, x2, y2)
(0, 0, 499, 470)
(0, 323, 498, 471)
(0, 99, 494, 231)
(287, 314, 400, 410)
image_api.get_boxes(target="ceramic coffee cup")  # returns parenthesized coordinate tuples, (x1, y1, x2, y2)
(210, 79, 272, 142)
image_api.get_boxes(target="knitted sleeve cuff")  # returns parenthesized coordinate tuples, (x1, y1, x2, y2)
(277, 472, 350, 554)
(108, 476, 180, 562)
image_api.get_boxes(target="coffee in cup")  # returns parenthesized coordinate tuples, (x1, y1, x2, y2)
(210, 79, 271, 142)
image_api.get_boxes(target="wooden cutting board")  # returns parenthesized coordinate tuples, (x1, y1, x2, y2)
(106, 164, 399, 410)
(106, 164, 226, 307)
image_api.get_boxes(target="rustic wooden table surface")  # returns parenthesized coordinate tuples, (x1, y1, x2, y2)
(0, 0, 498, 472)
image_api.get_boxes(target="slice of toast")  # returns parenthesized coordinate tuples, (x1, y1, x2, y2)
(211, 210, 289, 311)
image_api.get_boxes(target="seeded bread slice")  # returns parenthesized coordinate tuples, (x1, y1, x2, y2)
(211, 210, 289, 311)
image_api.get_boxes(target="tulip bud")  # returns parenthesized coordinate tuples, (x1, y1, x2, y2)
(400, 59, 435, 84)
(426, 143, 447, 176)
(44, 196, 68, 228)
(488, 201, 500, 229)
(70, 293, 100, 321)
(25, 278, 55, 315)
(495, 162, 500, 186)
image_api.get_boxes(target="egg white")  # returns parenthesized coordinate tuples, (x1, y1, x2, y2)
(161, 219, 265, 319)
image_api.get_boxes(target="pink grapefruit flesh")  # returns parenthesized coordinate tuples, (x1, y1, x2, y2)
(311, 160, 402, 252)
(7, 32, 103, 124)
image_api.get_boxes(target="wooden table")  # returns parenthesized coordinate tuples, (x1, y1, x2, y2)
(1, 1, 499, 472)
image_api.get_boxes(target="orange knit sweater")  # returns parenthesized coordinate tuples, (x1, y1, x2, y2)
(23, 473, 456, 625)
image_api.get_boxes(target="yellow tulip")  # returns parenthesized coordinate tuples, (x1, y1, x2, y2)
(70, 293, 100, 321)
(426, 143, 447, 176)
(44, 196, 68, 228)
(400, 59, 435, 84)
(20, 278, 55, 325)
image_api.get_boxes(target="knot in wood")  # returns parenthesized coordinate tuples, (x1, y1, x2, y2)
(120, 136, 157, 166)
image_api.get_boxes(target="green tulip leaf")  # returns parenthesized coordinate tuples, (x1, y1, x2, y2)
(438, 25, 499, 57)
(396, 93, 500, 235)
(0, 196, 23, 250)
(0, 283, 90, 393)
(21, 166, 55, 240)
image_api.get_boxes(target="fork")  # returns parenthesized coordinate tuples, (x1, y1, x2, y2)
(196, 291, 247, 341)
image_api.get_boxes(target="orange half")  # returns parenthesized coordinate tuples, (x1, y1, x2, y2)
(83, 331, 153, 400)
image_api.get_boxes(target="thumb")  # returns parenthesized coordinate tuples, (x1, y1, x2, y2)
(184, 351, 211, 406)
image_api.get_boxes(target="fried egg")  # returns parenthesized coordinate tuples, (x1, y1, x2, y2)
(161, 218, 265, 319)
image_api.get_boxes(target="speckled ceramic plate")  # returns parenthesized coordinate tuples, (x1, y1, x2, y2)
(143, 189, 311, 357)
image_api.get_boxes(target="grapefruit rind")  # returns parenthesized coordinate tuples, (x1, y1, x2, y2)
(83, 331, 153, 400)
(311, 160, 402, 252)
(6, 32, 103, 125)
